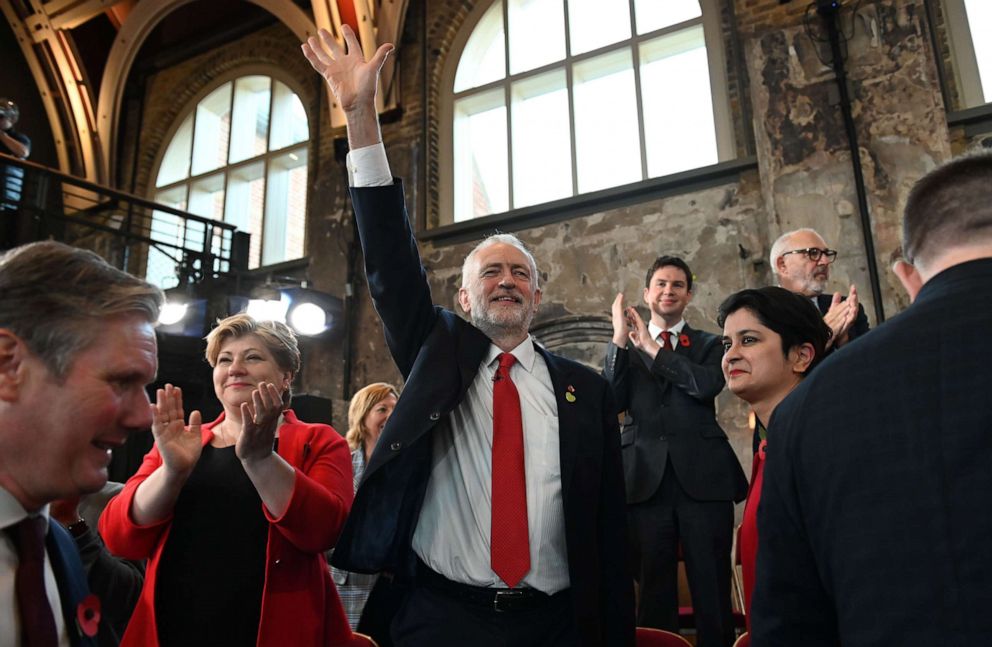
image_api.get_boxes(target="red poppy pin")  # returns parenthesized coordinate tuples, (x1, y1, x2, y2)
(76, 594, 101, 638)
(678, 334, 691, 348)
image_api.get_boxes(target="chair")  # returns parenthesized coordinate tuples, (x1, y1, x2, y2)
(635, 627, 693, 647)
(342, 633, 379, 647)
(733, 632, 750, 647)
(731, 522, 747, 623)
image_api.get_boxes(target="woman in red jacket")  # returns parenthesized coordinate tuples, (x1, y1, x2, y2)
(101, 314, 354, 647)
(717, 287, 831, 633)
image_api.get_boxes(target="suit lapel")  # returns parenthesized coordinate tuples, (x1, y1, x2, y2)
(535, 345, 578, 507)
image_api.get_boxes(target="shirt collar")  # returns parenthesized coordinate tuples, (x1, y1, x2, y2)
(486, 335, 537, 374)
(0, 486, 50, 532)
(648, 319, 686, 341)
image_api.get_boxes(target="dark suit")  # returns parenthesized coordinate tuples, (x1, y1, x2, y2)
(48, 522, 100, 647)
(604, 332, 747, 647)
(752, 258, 992, 646)
(331, 182, 634, 646)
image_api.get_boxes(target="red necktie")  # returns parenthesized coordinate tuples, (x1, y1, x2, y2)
(9, 516, 59, 647)
(491, 352, 530, 588)
(659, 330, 672, 350)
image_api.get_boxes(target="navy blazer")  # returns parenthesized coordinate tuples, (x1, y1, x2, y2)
(605, 328, 747, 505)
(331, 181, 634, 647)
(752, 258, 992, 646)
(48, 521, 99, 647)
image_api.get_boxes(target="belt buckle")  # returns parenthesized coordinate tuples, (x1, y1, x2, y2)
(493, 589, 526, 613)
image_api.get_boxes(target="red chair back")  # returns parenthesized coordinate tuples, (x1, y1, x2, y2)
(732, 632, 751, 647)
(635, 627, 693, 647)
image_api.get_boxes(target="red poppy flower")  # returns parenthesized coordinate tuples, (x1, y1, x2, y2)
(678, 334, 691, 348)
(76, 594, 101, 638)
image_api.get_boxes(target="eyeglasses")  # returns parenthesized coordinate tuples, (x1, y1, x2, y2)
(780, 247, 837, 263)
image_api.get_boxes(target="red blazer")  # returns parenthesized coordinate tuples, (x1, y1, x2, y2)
(100, 410, 354, 647)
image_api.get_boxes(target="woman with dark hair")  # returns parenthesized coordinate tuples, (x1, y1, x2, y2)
(717, 287, 831, 630)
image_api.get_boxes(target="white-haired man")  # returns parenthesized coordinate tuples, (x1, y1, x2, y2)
(769, 228, 869, 351)
(303, 26, 633, 647)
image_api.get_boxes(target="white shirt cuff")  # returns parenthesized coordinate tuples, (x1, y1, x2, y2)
(347, 143, 393, 187)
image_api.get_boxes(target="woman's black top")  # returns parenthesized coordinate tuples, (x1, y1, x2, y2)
(156, 444, 269, 646)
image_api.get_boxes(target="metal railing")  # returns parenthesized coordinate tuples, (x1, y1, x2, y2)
(1, 153, 248, 284)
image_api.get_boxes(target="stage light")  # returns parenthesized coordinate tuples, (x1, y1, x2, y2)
(158, 301, 189, 326)
(246, 296, 289, 322)
(288, 302, 327, 336)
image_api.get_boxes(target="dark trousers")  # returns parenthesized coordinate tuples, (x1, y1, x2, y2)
(391, 565, 577, 647)
(629, 459, 735, 647)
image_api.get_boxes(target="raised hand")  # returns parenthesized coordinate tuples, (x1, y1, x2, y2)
(301, 25, 392, 115)
(626, 306, 661, 358)
(823, 285, 858, 349)
(235, 382, 283, 464)
(152, 384, 202, 476)
(611, 293, 630, 346)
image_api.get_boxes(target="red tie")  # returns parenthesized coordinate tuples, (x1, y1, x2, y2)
(659, 330, 672, 350)
(9, 516, 59, 647)
(491, 352, 530, 588)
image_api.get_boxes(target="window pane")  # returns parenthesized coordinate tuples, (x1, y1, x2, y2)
(270, 81, 309, 150)
(188, 172, 225, 222)
(147, 186, 188, 289)
(573, 49, 641, 193)
(511, 70, 572, 207)
(965, 0, 992, 103)
(191, 83, 232, 175)
(634, 0, 700, 34)
(640, 26, 717, 177)
(229, 76, 271, 163)
(508, 0, 565, 74)
(225, 161, 265, 268)
(453, 89, 508, 221)
(454, 1, 506, 92)
(569, 0, 631, 56)
(157, 113, 193, 187)
(263, 148, 307, 267)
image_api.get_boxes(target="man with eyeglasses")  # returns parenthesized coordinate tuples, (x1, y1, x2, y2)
(769, 228, 869, 352)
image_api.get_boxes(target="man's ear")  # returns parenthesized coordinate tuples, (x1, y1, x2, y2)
(0, 329, 28, 402)
(892, 260, 923, 303)
(457, 287, 471, 314)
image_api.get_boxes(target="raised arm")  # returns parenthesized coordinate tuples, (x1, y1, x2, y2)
(302, 26, 393, 149)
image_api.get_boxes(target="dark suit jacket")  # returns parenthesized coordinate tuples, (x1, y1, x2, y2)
(48, 521, 99, 647)
(331, 181, 634, 647)
(604, 331, 747, 504)
(751, 258, 992, 646)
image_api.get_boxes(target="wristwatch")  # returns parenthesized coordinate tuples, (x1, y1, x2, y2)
(65, 517, 89, 539)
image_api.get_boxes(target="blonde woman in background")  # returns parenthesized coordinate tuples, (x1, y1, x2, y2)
(331, 382, 399, 629)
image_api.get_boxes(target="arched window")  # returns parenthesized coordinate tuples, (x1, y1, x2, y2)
(148, 74, 309, 287)
(440, 0, 735, 224)
(943, 0, 992, 109)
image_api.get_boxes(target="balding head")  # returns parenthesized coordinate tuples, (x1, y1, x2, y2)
(769, 228, 833, 297)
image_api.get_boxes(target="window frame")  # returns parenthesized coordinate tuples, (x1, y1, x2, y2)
(433, 0, 738, 232)
(148, 65, 311, 281)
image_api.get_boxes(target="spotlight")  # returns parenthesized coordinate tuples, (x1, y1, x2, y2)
(289, 302, 327, 336)
(246, 296, 290, 322)
(158, 301, 189, 326)
(156, 297, 207, 337)
(282, 287, 342, 337)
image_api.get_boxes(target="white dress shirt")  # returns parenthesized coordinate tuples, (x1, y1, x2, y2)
(0, 487, 69, 647)
(411, 338, 569, 593)
(648, 319, 686, 350)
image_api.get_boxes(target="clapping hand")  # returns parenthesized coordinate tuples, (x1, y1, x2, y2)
(235, 382, 283, 464)
(152, 384, 202, 476)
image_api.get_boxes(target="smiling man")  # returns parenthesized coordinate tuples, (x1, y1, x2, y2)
(604, 256, 747, 647)
(0, 241, 162, 647)
(303, 26, 632, 647)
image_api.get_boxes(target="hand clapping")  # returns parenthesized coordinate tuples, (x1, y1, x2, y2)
(152, 384, 202, 477)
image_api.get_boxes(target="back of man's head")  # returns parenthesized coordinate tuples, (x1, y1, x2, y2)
(903, 152, 992, 268)
(0, 241, 163, 378)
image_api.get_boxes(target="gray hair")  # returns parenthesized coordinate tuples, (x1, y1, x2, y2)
(461, 233, 540, 289)
(0, 241, 163, 378)
(769, 228, 825, 274)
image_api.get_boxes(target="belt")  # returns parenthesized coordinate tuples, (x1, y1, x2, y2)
(417, 561, 564, 613)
